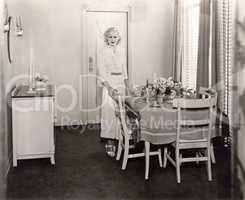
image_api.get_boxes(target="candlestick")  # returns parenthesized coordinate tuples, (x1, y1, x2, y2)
(146, 87, 149, 103)
(30, 47, 33, 68)
(32, 64, 35, 89)
(28, 47, 35, 92)
(29, 63, 32, 84)
(153, 73, 157, 82)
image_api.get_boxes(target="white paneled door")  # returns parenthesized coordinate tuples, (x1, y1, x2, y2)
(82, 10, 128, 124)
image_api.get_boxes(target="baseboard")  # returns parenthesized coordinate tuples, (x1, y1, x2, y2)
(54, 123, 100, 129)
(54, 121, 87, 127)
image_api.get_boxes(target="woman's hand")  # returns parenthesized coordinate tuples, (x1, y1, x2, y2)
(103, 81, 119, 98)
(124, 79, 134, 96)
(102, 81, 110, 89)
(108, 87, 119, 99)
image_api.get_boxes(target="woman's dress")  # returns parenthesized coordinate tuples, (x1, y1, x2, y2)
(97, 46, 127, 139)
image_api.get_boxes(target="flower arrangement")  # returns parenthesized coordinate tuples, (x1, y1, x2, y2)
(143, 77, 177, 98)
(143, 77, 195, 98)
(153, 77, 176, 96)
(34, 73, 49, 88)
(131, 77, 196, 99)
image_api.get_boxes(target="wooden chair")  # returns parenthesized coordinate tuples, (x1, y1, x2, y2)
(164, 97, 217, 183)
(114, 95, 162, 174)
(141, 108, 177, 180)
(198, 87, 217, 163)
(199, 87, 217, 99)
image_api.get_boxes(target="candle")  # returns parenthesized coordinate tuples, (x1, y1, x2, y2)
(153, 72, 157, 83)
(19, 16, 22, 28)
(29, 64, 32, 87)
(29, 47, 33, 85)
(29, 47, 35, 89)
(146, 87, 149, 103)
(30, 47, 33, 67)
(32, 64, 35, 89)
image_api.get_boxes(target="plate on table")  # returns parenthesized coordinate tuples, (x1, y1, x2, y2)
(134, 97, 147, 104)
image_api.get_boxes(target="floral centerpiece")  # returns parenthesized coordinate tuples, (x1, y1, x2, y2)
(35, 73, 49, 89)
(131, 77, 196, 100)
(153, 77, 177, 96)
(146, 77, 181, 99)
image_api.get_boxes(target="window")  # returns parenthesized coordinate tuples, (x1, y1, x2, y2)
(181, 0, 201, 89)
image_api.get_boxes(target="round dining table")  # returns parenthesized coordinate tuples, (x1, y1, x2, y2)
(125, 96, 217, 145)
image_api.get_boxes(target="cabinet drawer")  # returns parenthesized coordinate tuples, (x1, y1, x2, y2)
(12, 98, 53, 112)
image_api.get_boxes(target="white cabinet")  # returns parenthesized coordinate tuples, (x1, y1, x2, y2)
(12, 85, 55, 167)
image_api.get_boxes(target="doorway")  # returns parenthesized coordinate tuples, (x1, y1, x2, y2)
(82, 7, 129, 124)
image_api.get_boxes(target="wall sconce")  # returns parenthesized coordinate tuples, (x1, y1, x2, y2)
(15, 16, 23, 37)
(3, 4, 24, 64)
(3, 4, 11, 33)
(3, 5, 23, 35)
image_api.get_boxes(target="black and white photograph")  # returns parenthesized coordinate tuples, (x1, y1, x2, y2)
(0, 0, 245, 199)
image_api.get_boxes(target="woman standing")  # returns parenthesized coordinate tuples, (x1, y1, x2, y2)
(97, 27, 130, 157)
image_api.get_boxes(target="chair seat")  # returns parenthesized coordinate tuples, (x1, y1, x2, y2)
(141, 129, 176, 145)
(140, 126, 214, 145)
(172, 141, 208, 149)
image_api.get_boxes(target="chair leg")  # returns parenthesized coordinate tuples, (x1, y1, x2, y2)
(122, 141, 129, 170)
(145, 141, 150, 180)
(158, 148, 163, 167)
(207, 148, 212, 181)
(116, 140, 122, 161)
(180, 153, 182, 166)
(163, 147, 168, 168)
(196, 152, 199, 165)
(210, 143, 216, 164)
(176, 148, 181, 183)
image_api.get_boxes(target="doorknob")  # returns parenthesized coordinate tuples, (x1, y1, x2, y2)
(89, 56, 93, 72)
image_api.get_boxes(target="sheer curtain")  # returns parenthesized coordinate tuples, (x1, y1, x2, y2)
(173, 0, 201, 89)
(215, 0, 235, 120)
(196, 0, 216, 89)
(215, 0, 235, 139)
(173, 0, 214, 90)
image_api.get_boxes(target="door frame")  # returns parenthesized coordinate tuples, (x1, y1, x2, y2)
(81, 4, 132, 124)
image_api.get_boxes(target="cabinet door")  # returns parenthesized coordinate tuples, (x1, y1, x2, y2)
(13, 98, 53, 155)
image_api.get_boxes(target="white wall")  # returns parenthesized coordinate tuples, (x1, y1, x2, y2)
(1, 0, 13, 197)
(0, 0, 6, 194)
(7, 0, 175, 125)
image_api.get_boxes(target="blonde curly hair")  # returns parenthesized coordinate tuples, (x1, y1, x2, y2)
(104, 27, 121, 46)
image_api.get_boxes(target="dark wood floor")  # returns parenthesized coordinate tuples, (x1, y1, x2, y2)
(6, 126, 237, 200)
